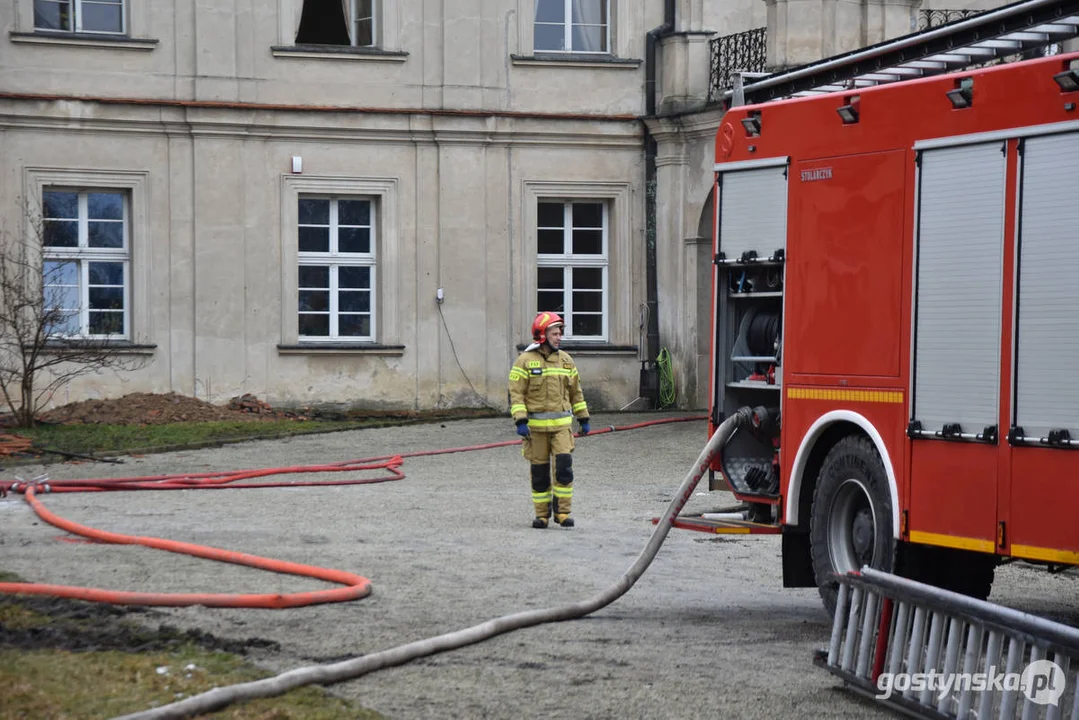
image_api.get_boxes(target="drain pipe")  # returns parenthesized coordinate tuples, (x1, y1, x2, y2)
(640, 0, 675, 405)
(113, 408, 753, 720)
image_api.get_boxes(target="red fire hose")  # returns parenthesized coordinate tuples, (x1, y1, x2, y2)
(0, 416, 705, 610)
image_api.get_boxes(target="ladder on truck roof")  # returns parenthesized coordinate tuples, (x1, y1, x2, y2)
(818, 567, 1079, 719)
(723, 0, 1079, 107)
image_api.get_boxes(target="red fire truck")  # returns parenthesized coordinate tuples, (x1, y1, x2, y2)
(681, 51, 1079, 615)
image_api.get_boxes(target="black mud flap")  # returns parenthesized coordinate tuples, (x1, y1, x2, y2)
(782, 528, 815, 588)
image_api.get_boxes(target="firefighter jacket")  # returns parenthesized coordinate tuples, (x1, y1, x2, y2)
(508, 345, 589, 433)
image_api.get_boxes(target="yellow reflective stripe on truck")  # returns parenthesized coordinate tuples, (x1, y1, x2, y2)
(787, 387, 904, 403)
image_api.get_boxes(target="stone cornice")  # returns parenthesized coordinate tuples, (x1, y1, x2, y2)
(9, 31, 158, 50)
(510, 53, 642, 69)
(0, 94, 644, 148)
(0, 92, 638, 123)
(644, 106, 728, 144)
(270, 45, 409, 62)
(0, 114, 643, 149)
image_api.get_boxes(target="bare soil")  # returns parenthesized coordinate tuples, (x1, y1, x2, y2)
(36, 392, 292, 426)
(1, 593, 278, 656)
(4, 392, 497, 428)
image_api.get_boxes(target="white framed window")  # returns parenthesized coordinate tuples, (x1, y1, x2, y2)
(33, 0, 126, 34)
(281, 176, 398, 350)
(294, 0, 378, 47)
(534, 0, 609, 53)
(536, 200, 608, 340)
(351, 0, 376, 47)
(297, 196, 376, 341)
(41, 188, 130, 339)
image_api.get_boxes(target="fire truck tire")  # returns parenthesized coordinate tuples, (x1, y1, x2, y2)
(809, 435, 895, 616)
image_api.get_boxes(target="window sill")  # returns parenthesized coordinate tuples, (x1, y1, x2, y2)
(277, 343, 406, 356)
(10, 31, 158, 50)
(41, 341, 157, 355)
(271, 45, 408, 62)
(510, 53, 642, 69)
(515, 343, 639, 356)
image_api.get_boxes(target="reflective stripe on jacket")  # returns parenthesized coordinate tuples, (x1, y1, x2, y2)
(508, 346, 588, 432)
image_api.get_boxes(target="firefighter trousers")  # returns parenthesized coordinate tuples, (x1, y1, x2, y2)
(521, 428, 575, 521)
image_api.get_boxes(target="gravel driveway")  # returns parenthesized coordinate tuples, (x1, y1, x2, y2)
(2, 412, 1076, 720)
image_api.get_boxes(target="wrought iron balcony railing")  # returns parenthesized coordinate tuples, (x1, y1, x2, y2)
(917, 7, 985, 29)
(708, 27, 767, 102)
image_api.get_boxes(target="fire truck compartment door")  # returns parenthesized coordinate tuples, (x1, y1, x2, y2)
(911, 142, 1005, 435)
(1014, 131, 1079, 440)
(716, 161, 788, 261)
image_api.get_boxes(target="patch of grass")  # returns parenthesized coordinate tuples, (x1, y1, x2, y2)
(14, 419, 394, 456)
(0, 602, 50, 630)
(0, 646, 384, 720)
(0, 584, 384, 720)
(4, 408, 501, 460)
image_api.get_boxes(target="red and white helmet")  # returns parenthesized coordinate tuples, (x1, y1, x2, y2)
(531, 311, 565, 344)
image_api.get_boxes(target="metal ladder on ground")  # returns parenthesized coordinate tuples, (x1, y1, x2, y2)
(816, 567, 1079, 720)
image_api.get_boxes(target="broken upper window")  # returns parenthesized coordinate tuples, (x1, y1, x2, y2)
(295, 0, 376, 47)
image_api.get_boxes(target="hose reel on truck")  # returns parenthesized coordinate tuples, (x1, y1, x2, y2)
(710, 158, 788, 519)
(725, 306, 782, 494)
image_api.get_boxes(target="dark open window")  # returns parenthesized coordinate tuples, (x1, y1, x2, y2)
(295, 0, 375, 47)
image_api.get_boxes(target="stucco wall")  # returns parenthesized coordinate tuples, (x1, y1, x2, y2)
(703, 0, 769, 34)
(0, 95, 646, 411)
(0, 1, 661, 115)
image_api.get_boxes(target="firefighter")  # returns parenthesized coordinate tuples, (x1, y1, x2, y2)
(508, 311, 590, 528)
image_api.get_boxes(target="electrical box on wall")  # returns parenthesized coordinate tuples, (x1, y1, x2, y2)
(291, 156, 302, 174)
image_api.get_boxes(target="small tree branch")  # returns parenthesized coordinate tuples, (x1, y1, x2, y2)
(0, 205, 149, 427)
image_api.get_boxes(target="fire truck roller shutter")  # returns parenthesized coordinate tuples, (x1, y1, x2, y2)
(717, 161, 788, 261)
(1013, 131, 1079, 443)
(910, 142, 1006, 436)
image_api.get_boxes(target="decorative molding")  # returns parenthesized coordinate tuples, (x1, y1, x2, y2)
(515, 343, 639, 356)
(277, 344, 405, 355)
(9, 32, 157, 50)
(41, 342, 157, 355)
(511, 54, 641, 69)
(271, 46, 408, 62)
(0, 104, 642, 149)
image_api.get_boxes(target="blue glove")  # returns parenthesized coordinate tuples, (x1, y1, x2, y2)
(516, 421, 530, 438)
(579, 420, 590, 435)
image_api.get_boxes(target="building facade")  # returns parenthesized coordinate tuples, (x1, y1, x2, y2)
(0, 0, 1020, 413)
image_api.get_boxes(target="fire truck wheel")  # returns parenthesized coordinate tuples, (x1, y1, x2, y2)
(809, 435, 895, 616)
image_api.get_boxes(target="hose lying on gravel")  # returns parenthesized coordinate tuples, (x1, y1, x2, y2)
(0, 417, 704, 610)
(113, 408, 752, 720)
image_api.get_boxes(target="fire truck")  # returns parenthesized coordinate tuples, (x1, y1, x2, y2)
(676, 49, 1079, 616)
